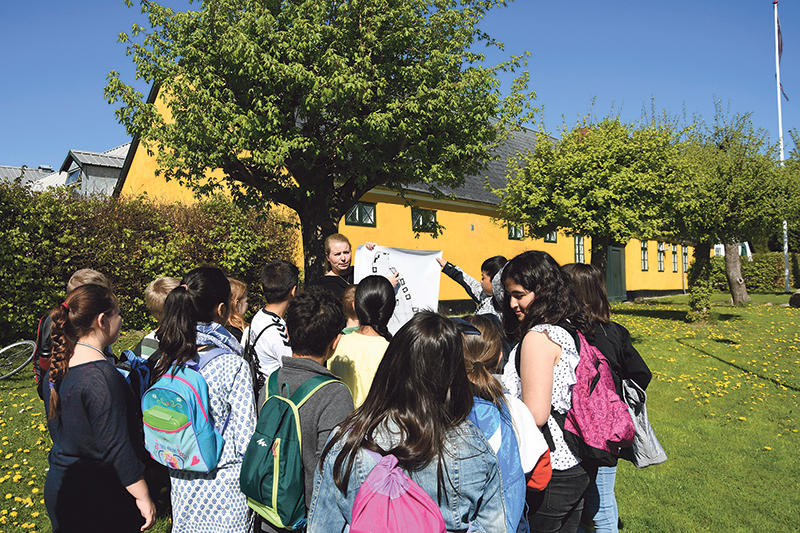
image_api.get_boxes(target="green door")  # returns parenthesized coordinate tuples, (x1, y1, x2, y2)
(606, 246, 626, 301)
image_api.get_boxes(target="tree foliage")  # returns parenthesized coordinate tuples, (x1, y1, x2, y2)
(106, 0, 534, 279)
(670, 108, 784, 311)
(494, 117, 680, 272)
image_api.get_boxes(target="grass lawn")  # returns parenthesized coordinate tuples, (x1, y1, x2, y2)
(1, 294, 798, 532)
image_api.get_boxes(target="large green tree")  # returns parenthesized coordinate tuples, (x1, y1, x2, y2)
(671, 110, 784, 317)
(494, 117, 681, 274)
(106, 0, 533, 279)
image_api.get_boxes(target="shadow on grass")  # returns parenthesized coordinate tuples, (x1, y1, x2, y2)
(615, 308, 741, 323)
(614, 308, 688, 322)
(676, 337, 800, 392)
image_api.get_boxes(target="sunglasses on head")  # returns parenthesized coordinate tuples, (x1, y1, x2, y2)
(450, 317, 481, 336)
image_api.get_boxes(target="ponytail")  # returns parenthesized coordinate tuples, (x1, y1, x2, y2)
(460, 315, 506, 409)
(48, 284, 117, 419)
(154, 285, 198, 380)
(354, 275, 395, 342)
(371, 322, 393, 343)
(154, 267, 231, 381)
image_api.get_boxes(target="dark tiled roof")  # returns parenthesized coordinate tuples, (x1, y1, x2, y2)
(0, 165, 56, 185)
(404, 126, 541, 206)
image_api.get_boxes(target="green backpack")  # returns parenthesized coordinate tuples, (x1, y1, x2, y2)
(239, 371, 340, 530)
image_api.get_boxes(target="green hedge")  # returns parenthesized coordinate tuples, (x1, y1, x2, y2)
(705, 252, 799, 292)
(0, 183, 298, 344)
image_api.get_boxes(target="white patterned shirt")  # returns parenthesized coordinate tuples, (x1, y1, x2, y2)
(502, 324, 581, 470)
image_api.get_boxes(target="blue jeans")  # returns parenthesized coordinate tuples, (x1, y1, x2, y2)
(578, 465, 618, 533)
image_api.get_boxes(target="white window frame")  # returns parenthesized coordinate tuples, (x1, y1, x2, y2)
(574, 235, 585, 263)
(344, 202, 376, 227)
(508, 224, 524, 240)
(641, 240, 649, 271)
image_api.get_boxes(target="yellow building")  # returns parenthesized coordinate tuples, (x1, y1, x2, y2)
(115, 87, 692, 308)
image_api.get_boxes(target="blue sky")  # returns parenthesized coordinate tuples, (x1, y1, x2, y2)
(1, 0, 798, 168)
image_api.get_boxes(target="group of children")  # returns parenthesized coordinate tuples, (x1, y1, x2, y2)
(37, 232, 652, 533)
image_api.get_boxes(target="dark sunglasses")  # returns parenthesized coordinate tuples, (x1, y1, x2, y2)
(450, 317, 481, 336)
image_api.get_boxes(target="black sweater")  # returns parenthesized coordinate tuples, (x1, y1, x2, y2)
(589, 321, 652, 394)
(310, 267, 354, 300)
(43, 359, 146, 532)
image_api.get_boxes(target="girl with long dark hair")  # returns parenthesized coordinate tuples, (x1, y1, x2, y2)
(500, 251, 590, 533)
(328, 275, 395, 407)
(153, 266, 256, 533)
(308, 312, 507, 533)
(561, 263, 651, 533)
(43, 284, 155, 533)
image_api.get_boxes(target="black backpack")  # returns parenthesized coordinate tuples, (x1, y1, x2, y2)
(242, 324, 277, 402)
(33, 314, 53, 399)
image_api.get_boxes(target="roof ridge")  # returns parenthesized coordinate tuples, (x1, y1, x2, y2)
(70, 148, 126, 159)
(102, 142, 132, 155)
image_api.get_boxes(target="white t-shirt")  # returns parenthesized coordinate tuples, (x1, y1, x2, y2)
(504, 393, 548, 474)
(248, 309, 292, 380)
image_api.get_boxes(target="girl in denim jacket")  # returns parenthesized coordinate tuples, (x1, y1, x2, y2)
(308, 312, 508, 533)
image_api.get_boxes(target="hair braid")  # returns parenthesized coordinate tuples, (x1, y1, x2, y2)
(48, 306, 75, 419)
(47, 284, 117, 419)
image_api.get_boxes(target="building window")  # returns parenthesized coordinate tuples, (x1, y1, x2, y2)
(672, 244, 678, 272)
(411, 207, 437, 233)
(345, 202, 376, 227)
(657, 242, 665, 272)
(682, 245, 689, 272)
(508, 224, 524, 240)
(544, 230, 557, 243)
(574, 235, 585, 263)
(66, 168, 82, 185)
(641, 240, 649, 271)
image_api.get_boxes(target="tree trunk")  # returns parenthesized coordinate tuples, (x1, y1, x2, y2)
(590, 235, 610, 276)
(724, 242, 751, 305)
(687, 242, 712, 321)
(298, 207, 340, 287)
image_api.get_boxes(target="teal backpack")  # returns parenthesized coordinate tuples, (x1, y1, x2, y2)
(142, 348, 229, 472)
(239, 371, 340, 530)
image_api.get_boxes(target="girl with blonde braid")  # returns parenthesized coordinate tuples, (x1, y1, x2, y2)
(43, 284, 155, 533)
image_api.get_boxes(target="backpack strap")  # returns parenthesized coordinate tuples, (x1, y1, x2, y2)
(290, 375, 340, 408)
(266, 368, 282, 398)
(192, 347, 229, 371)
(246, 320, 276, 353)
(187, 347, 235, 435)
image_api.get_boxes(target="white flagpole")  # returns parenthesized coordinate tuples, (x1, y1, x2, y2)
(774, 0, 789, 293)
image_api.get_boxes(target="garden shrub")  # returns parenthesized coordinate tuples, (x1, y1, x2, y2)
(697, 252, 799, 293)
(0, 183, 298, 344)
(740, 252, 797, 292)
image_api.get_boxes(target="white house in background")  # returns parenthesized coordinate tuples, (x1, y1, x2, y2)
(2, 143, 132, 195)
(57, 143, 131, 196)
(714, 242, 753, 261)
(30, 171, 69, 191)
(0, 164, 57, 186)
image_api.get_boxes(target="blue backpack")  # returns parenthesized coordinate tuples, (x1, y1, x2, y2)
(116, 349, 152, 402)
(468, 398, 528, 533)
(142, 348, 230, 472)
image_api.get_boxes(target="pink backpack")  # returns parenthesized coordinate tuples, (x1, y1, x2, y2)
(564, 331, 635, 461)
(350, 451, 446, 533)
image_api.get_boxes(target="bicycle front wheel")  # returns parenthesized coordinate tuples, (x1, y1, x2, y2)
(0, 340, 35, 380)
